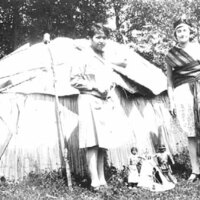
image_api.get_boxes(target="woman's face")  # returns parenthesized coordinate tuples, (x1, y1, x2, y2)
(91, 33, 107, 52)
(175, 24, 190, 44)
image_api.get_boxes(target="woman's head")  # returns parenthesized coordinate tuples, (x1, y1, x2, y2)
(88, 23, 110, 38)
(173, 15, 193, 44)
(88, 23, 109, 53)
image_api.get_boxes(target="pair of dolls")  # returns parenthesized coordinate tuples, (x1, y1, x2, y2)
(127, 145, 177, 190)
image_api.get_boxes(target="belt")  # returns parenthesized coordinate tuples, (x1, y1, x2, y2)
(80, 90, 110, 100)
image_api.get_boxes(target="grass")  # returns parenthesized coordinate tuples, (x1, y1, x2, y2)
(1, 173, 200, 200)
(0, 149, 199, 200)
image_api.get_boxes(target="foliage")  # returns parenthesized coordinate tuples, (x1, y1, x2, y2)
(107, 0, 200, 71)
(172, 147, 192, 180)
(1, 0, 200, 70)
(0, 0, 108, 57)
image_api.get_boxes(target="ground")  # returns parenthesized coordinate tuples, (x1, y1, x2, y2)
(0, 150, 199, 200)
(0, 174, 200, 200)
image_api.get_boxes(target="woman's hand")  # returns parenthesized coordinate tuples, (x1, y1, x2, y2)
(169, 101, 176, 118)
(93, 83, 109, 96)
(97, 87, 108, 95)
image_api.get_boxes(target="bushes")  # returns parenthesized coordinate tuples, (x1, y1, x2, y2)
(172, 148, 192, 180)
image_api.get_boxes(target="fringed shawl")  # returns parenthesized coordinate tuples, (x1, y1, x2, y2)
(166, 46, 200, 87)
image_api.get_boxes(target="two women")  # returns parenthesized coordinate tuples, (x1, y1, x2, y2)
(71, 15, 200, 191)
(166, 16, 200, 181)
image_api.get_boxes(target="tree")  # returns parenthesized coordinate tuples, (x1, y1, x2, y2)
(107, 0, 196, 70)
(0, 0, 28, 56)
(1, 0, 200, 68)
(0, 0, 108, 58)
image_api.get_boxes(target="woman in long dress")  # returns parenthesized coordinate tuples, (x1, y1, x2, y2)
(165, 15, 200, 181)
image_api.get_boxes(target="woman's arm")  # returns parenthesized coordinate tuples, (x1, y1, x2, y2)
(70, 62, 95, 91)
(70, 73, 95, 91)
(166, 63, 176, 117)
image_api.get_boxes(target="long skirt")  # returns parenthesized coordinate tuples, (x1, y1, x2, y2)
(173, 83, 196, 137)
(78, 94, 133, 149)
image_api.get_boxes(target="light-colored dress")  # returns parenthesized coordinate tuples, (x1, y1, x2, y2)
(128, 154, 140, 183)
(173, 83, 195, 137)
(70, 47, 132, 149)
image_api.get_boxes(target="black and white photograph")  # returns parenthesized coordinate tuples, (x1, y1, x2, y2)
(0, 0, 199, 199)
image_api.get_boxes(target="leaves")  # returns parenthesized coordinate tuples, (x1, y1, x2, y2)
(107, 0, 200, 70)
(1, 0, 200, 63)
(0, 0, 108, 57)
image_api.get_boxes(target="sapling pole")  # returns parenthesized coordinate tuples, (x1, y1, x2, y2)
(43, 33, 72, 190)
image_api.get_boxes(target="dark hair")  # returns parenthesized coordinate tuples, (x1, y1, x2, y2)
(173, 17, 192, 30)
(88, 23, 110, 38)
(174, 26, 196, 41)
(173, 15, 196, 41)
(131, 147, 138, 153)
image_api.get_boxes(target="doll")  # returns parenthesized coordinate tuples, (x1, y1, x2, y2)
(156, 145, 177, 184)
(128, 147, 141, 188)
